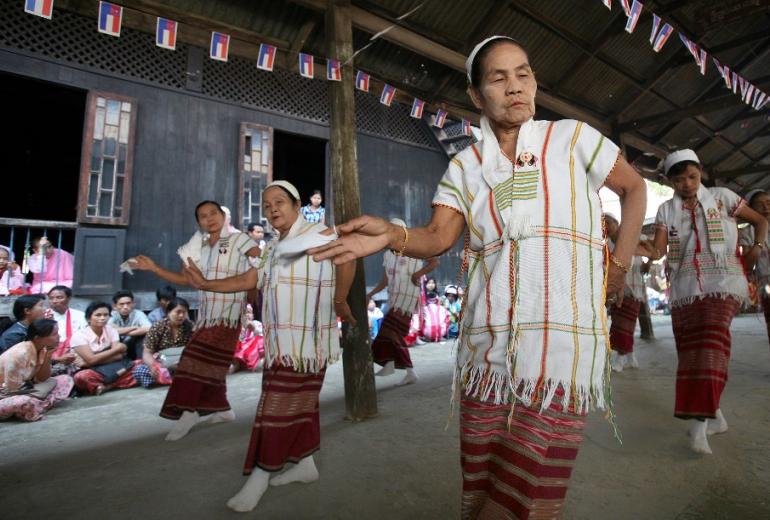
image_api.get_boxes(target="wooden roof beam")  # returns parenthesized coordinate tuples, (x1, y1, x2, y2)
(712, 163, 770, 180)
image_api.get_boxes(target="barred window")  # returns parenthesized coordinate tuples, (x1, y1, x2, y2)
(78, 92, 137, 225)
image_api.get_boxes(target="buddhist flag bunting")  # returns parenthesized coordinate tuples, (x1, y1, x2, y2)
(298, 53, 314, 78)
(713, 58, 731, 89)
(620, 0, 631, 16)
(410, 98, 425, 119)
(462, 118, 472, 136)
(743, 83, 755, 105)
(433, 109, 447, 128)
(209, 32, 229, 62)
(155, 18, 177, 50)
(25, 0, 53, 19)
(679, 33, 699, 63)
(98, 2, 122, 37)
(355, 70, 370, 92)
(754, 91, 768, 110)
(257, 43, 277, 71)
(624, 0, 643, 33)
(697, 49, 707, 75)
(649, 15, 673, 52)
(327, 59, 341, 81)
(601, 0, 611, 9)
(380, 83, 396, 106)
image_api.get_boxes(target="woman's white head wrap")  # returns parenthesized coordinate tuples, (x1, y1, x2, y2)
(663, 149, 700, 176)
(264, 180, 301, 201)
(465, 36, 519, 83)
(0, 245, 13, 261)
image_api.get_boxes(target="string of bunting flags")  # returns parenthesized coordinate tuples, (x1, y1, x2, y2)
(602, 0, 769, 111)
(22, 0, 470, 133)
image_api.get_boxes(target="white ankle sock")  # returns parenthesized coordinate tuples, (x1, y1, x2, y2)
(375, 361, 395, 376)
(688, 420, 712, 454)
(396, 368, 418, 386)
(707, 408, 728, 435)
(627, 352, 639, 369)
(611, 352, 623, 373)
(165, 411, 199, 441)
(199, 409, 236, 424)
(227, 469, 270, 512)
(270, 456, 319, 486)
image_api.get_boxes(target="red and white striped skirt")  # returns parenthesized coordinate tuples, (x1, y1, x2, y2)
(372, 309, 413, 369)
(609, 298, 642, 354)
(460, 397, 586, 520)
(671, 296, 739, 420)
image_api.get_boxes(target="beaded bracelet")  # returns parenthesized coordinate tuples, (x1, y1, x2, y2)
(393, 224, 409, 256)
(609, 254, 630, 273)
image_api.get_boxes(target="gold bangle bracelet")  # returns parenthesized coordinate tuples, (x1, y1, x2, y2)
(609, 254, 630, 273)
(393, 224, 408, 256)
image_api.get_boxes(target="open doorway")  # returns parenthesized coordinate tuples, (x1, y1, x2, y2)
(0, 72, 86, 256)
(273, 131, 328, 221)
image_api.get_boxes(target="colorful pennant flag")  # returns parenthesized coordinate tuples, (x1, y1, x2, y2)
(743, 83, 755, 105)
(731, 71, 740, 94)
(410, 98, 425, 119)
(697, 49, 707, 75)
(462, 118, 472, 136)
(209, 31, 229, 62)
(713, 58, 731, 89)
(601, 0, 611, 9)
(624, 0, 643, 33)
(739, 76, 749, 99)
(380, 83, 396, 106)
(355, 71, 370, 92)
(24, 0, 53, 19)
(754, 91, 768, 110)
(97, 1, 122, 37)
(649, 15, 673, 52)
(298, 52, 314, 78)
(257, 43, 277, 71)
(620, 0, 631, 16)
(433, 109, 447, 128)
(327, 59, 341, 81)
(155, 17, 177, 51)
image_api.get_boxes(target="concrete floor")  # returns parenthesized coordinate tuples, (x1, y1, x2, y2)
(1, 315, 769, 519)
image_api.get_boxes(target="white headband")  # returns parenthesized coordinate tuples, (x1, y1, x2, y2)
(663, 149, 700, 176)
(744, 189, 766, 205)
(264, 180, 301, 201)
(466, 35, 518, 83)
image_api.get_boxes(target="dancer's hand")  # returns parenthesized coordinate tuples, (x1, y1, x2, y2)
(605, 263, 626, 308)
(182, 260, 207, 289)
(310, 216, 398, 264)
(335, 301, 357, 326)
(131, 255, 158, 272)
(411, 273, 422, 287)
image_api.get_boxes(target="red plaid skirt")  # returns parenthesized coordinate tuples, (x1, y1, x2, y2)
(671, 296, 739, 420)
(160, 325, 239, 420)
(243, 364, 326, 473)
(460, 397, 586, 520)
(372, 310, 413, 369)
(610, 298, 641, 354)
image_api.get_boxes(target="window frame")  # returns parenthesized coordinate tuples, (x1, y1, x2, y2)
(238, 123, 274, 230)
(77, 91, 138, 226)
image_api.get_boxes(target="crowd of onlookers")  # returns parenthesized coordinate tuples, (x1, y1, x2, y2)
(368, 277, 463, 345)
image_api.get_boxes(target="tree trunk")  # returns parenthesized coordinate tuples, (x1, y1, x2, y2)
(326, 0, 378, 421)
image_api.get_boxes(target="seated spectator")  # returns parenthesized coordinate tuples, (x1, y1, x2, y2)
(421, 292, 449, 343)
(148, 285, 177, 324)
(231, 304, 264, 373)
(0, 319, 74, 421)
(71, 302, 137, 396)
(0, 295, 48, 354)
(0, 246, 24, 296)
(367, 299, 384, 340)
(28, 236, 75, 294)
(109, 290, 151, 360)
(48, 285, 87, 376)
(134, 297, 193, 388)
(247, 222, 267, 251)
(443, 285, 462, 339)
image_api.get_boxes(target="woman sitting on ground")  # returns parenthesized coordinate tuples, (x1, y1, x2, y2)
(231, 304, 264, 373)
(0, 246, 24, 296)
(134, 297, 193, 387)
(0, 295, 48, 354)
(0, 319, 74, 421)
(70, 302, 137, 396)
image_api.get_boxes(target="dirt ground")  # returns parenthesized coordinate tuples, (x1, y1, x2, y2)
(1, 315, 769, 519)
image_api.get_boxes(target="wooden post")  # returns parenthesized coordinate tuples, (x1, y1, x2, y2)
(638, 300, 654, 340)
(326, 0, 378, 421)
